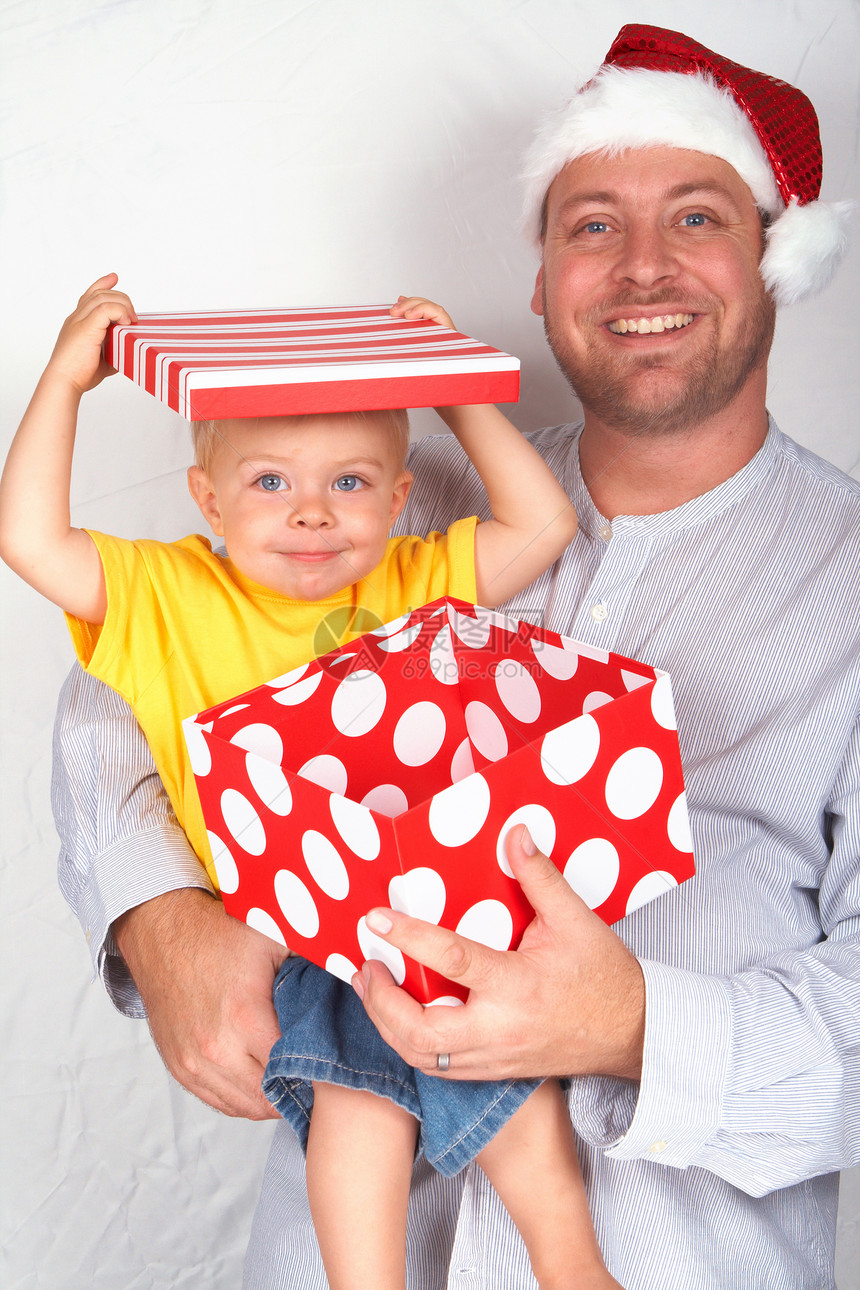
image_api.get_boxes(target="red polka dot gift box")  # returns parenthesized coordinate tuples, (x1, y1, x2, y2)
(103, 305, 519, 420)
(184, 598, 695, 1004)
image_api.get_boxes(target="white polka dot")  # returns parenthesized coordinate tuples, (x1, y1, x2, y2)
(246, 755, 293, 816)
(450, 605, 491, 648)
(219, 703, 251, 719)
(562, 839, 620, 909)
(361, 784, 409, 817)
(530, 638, 579, 680)
(429, 624, 459, 685)
(183, 719, 212, 776)
(495, 662, 541, 723)
(271, 671, 324, 706)
(377, 621, 424, 652)
(651, 674, 677, 730)
(274, 869, 320, 938)
(246, 908, 287, 947)
(388, 867, 447, 923)
(667, 792, 693, 852)
(428, 774, 491, 847)
(393, 701, 447, 766)
(450, 737, 476, 783)
(357, 917, 406, 984)
(299, 754, 348, 795)
(626, 870, 678, 915)
(326, 952, 359, 983)
(465, 701, 508, 762)
(541, 715, 600, 785)
(267, 662, 309, 687)
(425, 996, 465, 1008)
(207, 830, 239, 894)
(582, 691, 614, 714)
(330, 794, 381, 860)
(496, 805, 557, 877)
(331, 669, 387, 736)
(230, 723, 283, 760)
(302, 830, 350, 900)
(621, 669, 652, 692)
(605, 748, 664, 820)
(456, 900, 514, 951)
(371, 613, 411, 638)
(221, 789, 267, 855)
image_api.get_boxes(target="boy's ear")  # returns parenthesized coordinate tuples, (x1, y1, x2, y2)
(389, 469, 413, 525)
(187, 466, 224, 536)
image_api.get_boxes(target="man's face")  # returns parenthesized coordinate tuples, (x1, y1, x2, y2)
(187, 413, 412, 601)
(531, 146, 776, 438)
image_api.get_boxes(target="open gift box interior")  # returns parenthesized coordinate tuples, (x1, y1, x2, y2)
(187, 599, 694, 1003)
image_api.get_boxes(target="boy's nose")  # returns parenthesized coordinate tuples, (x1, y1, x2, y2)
(289, 491, 334, 529)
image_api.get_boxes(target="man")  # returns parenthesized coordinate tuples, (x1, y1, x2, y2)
(53, 26, 858, 1289)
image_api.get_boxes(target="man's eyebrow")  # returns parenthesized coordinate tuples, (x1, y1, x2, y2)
(554, 180, 742, 216)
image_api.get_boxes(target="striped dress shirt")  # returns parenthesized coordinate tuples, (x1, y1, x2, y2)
(53, 419, 860, 1288)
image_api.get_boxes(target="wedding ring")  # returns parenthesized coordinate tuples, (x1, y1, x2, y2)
(436, 1053, 450, 1072)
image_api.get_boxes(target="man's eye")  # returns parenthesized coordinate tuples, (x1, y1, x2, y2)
(582, 220, 609, 234)
(258, 474, 286, 491)
(681, 212, 708, 227)
(334, 475, 362, 492)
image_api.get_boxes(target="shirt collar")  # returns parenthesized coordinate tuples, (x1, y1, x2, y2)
(563, 415, 781, 540)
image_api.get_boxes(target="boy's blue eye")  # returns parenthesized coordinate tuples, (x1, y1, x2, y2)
(258, 474, 285, 491)
(334, 475, 361, 492)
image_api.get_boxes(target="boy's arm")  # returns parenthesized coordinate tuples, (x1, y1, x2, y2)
(391, 296, 577, 607)
(0, 274, 137, 622)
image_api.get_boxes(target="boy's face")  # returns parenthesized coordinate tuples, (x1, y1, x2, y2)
(187, 413, 412, 602)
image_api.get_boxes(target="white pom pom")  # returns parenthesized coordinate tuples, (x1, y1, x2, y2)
(761, 199, 853, 306)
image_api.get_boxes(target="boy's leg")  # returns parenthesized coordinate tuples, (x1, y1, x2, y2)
(306, 1081, 419, 1290)
(476, 1079, 624, 1290)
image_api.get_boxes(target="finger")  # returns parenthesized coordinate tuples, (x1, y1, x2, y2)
(505, 824, 585, 925)
(362, 906, 504, 993)
(354, 959, 470, 1074)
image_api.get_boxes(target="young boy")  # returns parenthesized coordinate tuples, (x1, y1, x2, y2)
(0, 275, 622, 1290)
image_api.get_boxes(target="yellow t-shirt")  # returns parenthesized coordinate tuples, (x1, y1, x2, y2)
(66, 520, 477, 884)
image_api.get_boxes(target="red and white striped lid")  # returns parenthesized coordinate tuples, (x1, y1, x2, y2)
(104, 304, 520, 420)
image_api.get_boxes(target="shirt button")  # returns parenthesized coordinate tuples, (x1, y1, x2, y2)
(598, 523, 613, 541)
(591, 601, 608, 623)
(648, 1140, 668, 1154)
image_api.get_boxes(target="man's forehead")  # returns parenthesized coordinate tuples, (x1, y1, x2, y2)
(547, 148, 755, 211)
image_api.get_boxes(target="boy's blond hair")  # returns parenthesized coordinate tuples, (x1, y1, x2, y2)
(191, 409, 411, 474)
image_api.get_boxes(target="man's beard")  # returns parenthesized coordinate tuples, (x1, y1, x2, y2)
(543, 287, 776, 438)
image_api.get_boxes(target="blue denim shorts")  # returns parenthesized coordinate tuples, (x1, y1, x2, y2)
(262, 956, 541, 1177)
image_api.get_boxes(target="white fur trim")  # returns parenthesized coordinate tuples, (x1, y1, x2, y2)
(522, 65, 782, 241)
(762, 198, 853, 305)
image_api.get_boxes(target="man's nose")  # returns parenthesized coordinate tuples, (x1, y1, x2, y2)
(612, 223, 679, 290)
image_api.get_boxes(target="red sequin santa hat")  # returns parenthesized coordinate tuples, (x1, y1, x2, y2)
(522, 25, 851, 305)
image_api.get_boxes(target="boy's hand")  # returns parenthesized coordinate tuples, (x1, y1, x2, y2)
(390, 295, 456, 331)
(47, 273, 137, 396)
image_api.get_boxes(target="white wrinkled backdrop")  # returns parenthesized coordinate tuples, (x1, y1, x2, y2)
(1, 3, 858, 1286)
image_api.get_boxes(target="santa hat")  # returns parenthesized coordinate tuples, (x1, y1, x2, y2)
(522, 25, 852, 305)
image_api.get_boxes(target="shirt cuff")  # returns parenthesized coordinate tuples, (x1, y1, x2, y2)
(85, 825, 216, 1017)
(603, 959, 734, 1167)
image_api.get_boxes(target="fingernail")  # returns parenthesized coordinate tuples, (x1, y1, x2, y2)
(351, 972, 365, 1000)
(520, 825, 537, 855)
(366, 909, 393, 935)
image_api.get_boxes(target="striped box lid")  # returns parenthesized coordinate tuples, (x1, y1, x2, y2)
(104, 304, 520, 420)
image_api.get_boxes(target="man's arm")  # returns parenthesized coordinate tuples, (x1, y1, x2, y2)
(53, 664, 284, 1119)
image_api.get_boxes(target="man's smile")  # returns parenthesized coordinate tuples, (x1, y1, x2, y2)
(607, 313, 694, 335)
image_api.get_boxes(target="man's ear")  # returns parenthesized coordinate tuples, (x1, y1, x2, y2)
(187, 466, 224, 536)
(389, 470, 413, 525)
(530, 265, 545, 317)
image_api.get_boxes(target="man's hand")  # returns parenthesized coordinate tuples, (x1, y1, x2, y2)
(114, 889, 287, 1119)
(353, 826, 645, 1083)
